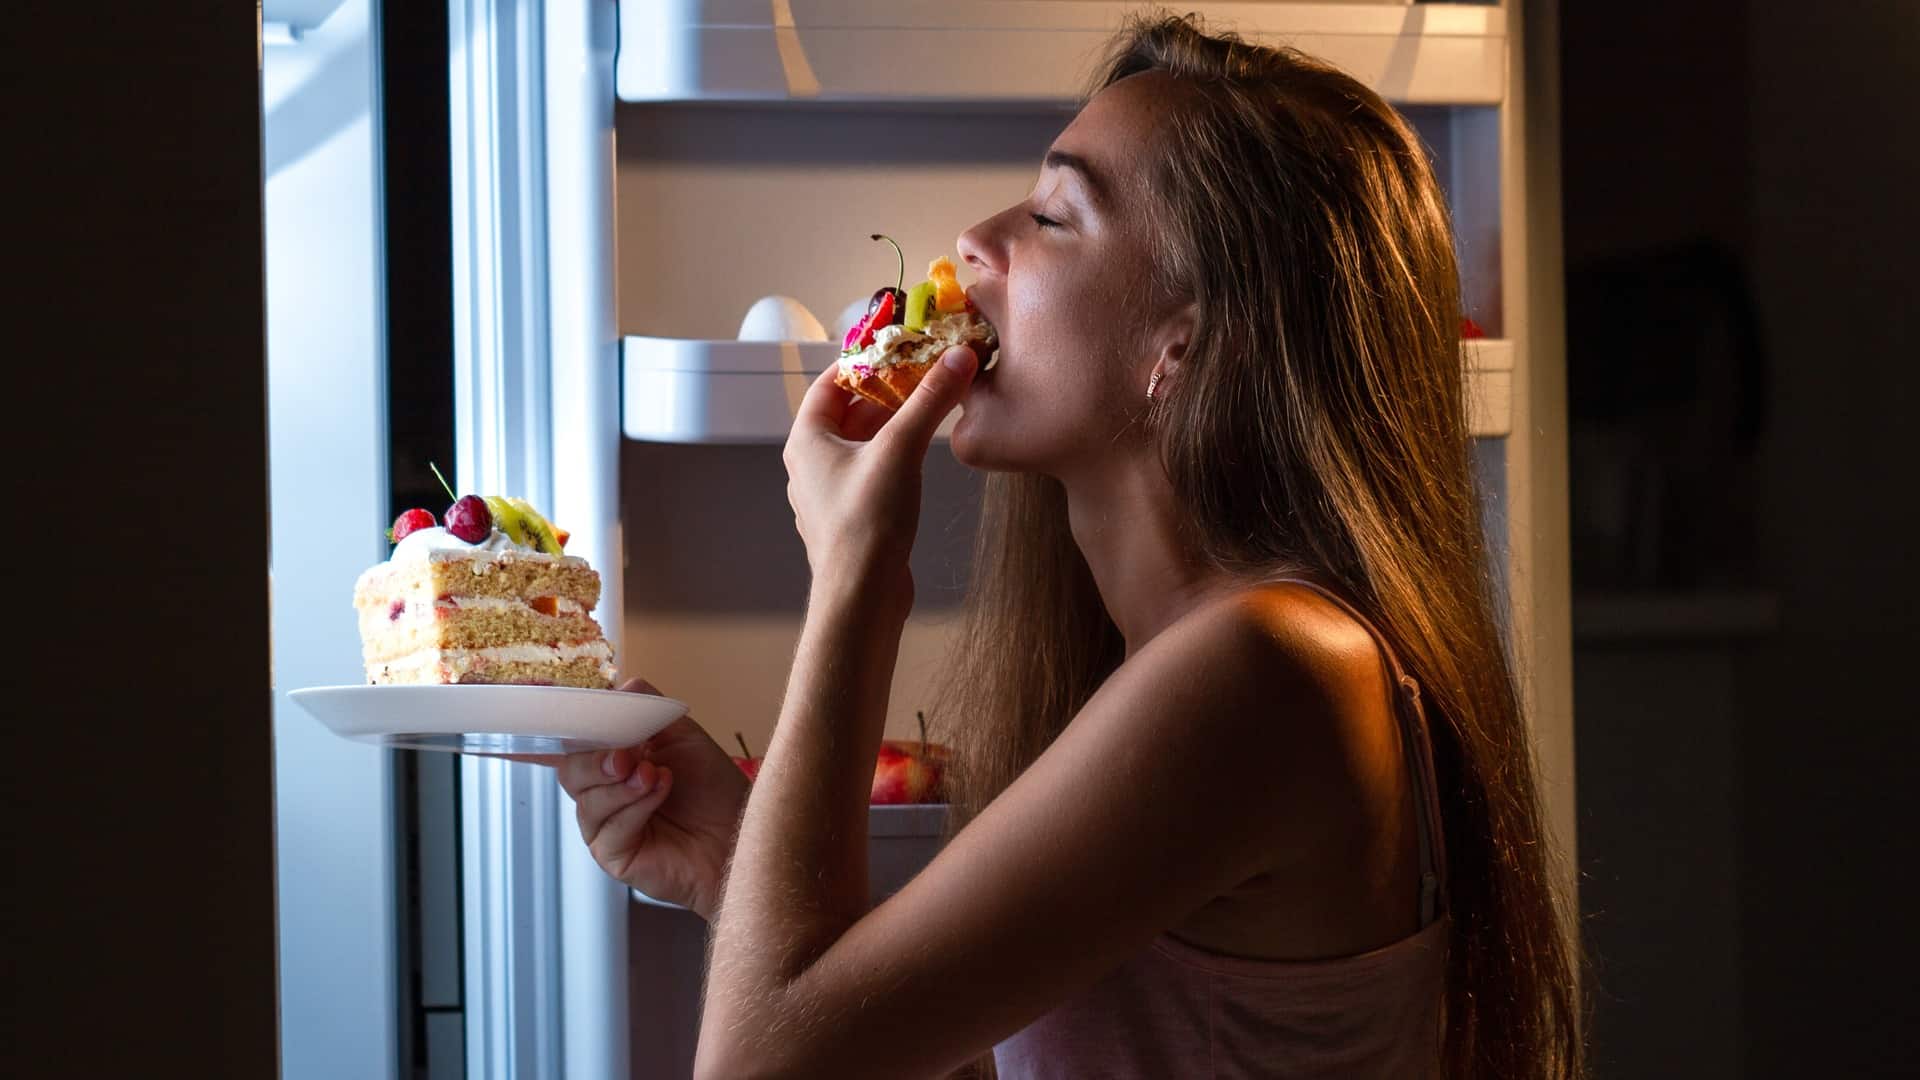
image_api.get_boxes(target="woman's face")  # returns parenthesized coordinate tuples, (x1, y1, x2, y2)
(951, 74, 1186, 477)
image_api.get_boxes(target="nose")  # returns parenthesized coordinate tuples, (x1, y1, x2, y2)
(956, 213, 1007, 280)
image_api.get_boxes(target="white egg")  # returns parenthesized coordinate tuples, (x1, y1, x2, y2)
(736, 295, 827, 342)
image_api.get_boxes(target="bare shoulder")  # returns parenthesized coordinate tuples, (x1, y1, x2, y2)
(1116, 580, 1390, 731)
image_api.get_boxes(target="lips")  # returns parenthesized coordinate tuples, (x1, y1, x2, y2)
(967, 291, 1002, 372)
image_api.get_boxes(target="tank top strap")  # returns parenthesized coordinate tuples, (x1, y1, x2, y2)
(1264, 575, 1450, 927)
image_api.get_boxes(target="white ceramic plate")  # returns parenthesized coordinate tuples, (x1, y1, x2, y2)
(287, 685, 690, 755)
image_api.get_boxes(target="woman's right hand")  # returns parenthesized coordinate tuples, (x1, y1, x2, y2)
(550, 678, 750, 920)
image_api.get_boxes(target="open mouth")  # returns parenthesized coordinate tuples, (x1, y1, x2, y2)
(967, 298, 1000, 372)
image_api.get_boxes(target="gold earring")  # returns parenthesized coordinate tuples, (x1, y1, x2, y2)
(1146, 370, 1164, 402)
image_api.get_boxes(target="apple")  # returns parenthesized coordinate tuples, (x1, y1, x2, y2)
(732, 732, 762, 782)
(730, 720, 949, 803)
(870, 711, 949, 805)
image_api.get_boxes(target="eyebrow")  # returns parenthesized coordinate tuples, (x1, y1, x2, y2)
(1043, 150, 1108, 206)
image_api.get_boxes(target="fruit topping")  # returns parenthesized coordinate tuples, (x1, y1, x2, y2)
(866, 235, 907, 325)
(477, 494, 568, 555)
(869, 286, 906, 322)
(505, 496, 567, 556)
(429, 461, 460, 500)
(843, 242, 985, 352)
(928, 256, 967, 314)
(843, 289, 897, 354)
(872, 233, 906, 292)
(482, 495, 533, 548)
(903, 280, 936, 331)
(1461, 316, 1486, 339)
(444, 494, 493, 544)
(389, 508, 436, 544)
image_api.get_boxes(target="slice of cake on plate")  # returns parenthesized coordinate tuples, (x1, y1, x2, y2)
(354, 490, 614, 688)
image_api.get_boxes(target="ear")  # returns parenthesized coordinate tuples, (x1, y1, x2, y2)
(1146, 301, 1198, 394)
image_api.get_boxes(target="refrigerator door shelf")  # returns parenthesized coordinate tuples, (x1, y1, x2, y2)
(621, 335, 1509, 442)
(617, 1, 1500, 107)
(622, 335, 961, 444)
(1465, 338, 1513, 438)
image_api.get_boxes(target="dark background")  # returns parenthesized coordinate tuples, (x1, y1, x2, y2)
(8, 1, 1914, 1076)
(1561, 2, 1917, 1076)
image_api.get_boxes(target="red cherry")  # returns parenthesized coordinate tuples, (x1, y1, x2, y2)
(445, 495, 493, 543)
(391, 508, 436, 544)
(1460, 316, 1487, 339)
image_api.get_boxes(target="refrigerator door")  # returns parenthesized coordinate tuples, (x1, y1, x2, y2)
(263, 0, 398, 1077)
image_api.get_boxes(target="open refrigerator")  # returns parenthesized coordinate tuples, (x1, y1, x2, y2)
(263, 2, 1572, 1078)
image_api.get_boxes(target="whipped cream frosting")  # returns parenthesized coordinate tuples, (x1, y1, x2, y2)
(386, 525, 587, 569)
(391, 525, 529, 561)
(441, 595, 585, 615)
(839, 310, 995, 374)
(377, 593, 590, 634)
(370, 639, 617, 684)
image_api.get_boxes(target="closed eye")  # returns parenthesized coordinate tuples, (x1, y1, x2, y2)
(1030, 213, 1062, 230)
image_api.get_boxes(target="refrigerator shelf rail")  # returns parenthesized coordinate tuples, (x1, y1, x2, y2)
(618, 1, 1506, 107)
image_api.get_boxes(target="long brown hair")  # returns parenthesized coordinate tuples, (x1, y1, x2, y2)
(926, 12, 1583, 1078)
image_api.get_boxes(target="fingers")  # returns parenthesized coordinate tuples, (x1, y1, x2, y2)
(841, 396, 893, 442)
(574, 763, 675, 871)
(540, 678, 668, 790)
(556, 744, 638, 795)
(884, 345, 977, 457)
(791, 363, 854, 438)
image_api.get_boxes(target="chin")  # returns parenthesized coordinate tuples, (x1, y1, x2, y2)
(949, 405, 1061, 476)
(949, 403, 1019, 473)
(947, 407, 994, 471)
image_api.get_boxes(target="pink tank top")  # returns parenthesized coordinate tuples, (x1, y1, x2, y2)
(993, 579, 1450, 1079)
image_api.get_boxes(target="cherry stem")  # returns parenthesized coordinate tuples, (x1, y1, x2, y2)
(871, 233, 904, 293)
(735, 732, 753, 758)
(428, 461, 457, 503)
(916, 710, 928, 757)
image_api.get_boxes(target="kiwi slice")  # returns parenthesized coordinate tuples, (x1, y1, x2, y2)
(504, 497, 566, 556)
(481, 496, 534, 548)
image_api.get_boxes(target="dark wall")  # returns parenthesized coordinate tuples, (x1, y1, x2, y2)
(1564, 2, 1918, 1076)
(1737, 3, 1917, 1075)
(9, 6, 278, 1078)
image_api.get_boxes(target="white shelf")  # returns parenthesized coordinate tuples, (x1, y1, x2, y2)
(623, 337, 832, 445)
(1465, 336, 1512, 438)
(618, 2, 1505, 107)
(622, 335, 1513, 443)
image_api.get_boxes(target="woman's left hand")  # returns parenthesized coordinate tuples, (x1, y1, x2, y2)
(782, 345, 980, 605)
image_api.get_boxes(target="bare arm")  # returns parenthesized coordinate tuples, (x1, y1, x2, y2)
(695, 571, 912, 1061)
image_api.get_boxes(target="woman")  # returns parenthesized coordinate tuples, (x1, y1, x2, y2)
(547, 14, 1582, 1078)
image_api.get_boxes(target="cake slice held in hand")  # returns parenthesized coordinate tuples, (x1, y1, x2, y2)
(353, 464, 614, 688)
(835, 234, 998, 411)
